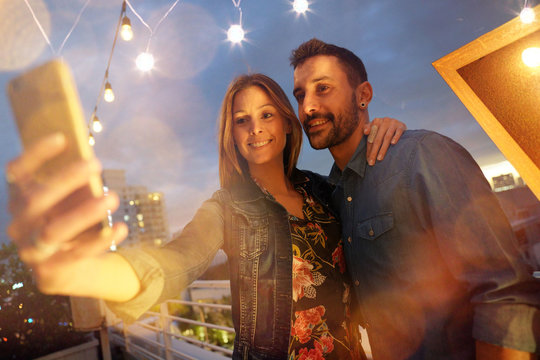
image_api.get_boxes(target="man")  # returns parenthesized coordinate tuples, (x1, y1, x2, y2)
(291, 38, 539, 360)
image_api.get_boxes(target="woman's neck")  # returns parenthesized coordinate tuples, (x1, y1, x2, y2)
(249, 161, 293, 196)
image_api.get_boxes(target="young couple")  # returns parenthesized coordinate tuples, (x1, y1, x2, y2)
(7, 39, 539, 360)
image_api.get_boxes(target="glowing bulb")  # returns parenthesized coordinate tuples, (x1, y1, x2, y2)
(136, 52, 154, 71)
(227, 24, 245, 43)
(522, 47, 540, 67)
(120, 16, 133, 41)
(104, 82, 115, 102)
(89, 133, 95, 146)
(92, 116, 103, 133)
(293, 0, 309, 13)
(520, 7, 535, 24)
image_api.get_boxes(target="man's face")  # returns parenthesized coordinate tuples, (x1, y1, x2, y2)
(293, 55, 360, 150)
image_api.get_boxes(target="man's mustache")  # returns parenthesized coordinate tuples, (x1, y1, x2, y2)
(305, 112, 335, 124)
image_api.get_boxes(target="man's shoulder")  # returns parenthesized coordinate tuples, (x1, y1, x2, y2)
(386, 129, 462, 157)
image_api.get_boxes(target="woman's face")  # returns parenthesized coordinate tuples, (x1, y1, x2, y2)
(232, 86, 291, 172)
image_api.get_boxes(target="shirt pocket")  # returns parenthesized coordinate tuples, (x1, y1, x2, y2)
(236, 215, 269, 260)
(357, 212, 394, 241)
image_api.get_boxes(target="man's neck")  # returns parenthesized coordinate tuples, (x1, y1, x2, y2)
(329, 122, 366, 171)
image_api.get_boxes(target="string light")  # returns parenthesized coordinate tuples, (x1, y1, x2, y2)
(88, 132, 95, 146)
(520, 7, 535, 23)
(292, 0, 309, 14)
(104, 82, 115, 102)
(227, 25, 245, 43)
(228, 0, 245, 43)
(120, 15, 133, 41)
(92, 116, 103, 133)
(136, 52, 155, 71)
(522, 47, 540, 67)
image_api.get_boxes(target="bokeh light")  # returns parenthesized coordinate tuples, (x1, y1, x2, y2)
(293, 0, 309, 14)
(136, 52, 155, 71)
(227, 24, 244, 43)
(0, 0, 50, 70)
(522, 47, 540, 68)
(520, 7, 535, 24)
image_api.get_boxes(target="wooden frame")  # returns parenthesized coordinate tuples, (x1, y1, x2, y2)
(433, 5, 540, 199)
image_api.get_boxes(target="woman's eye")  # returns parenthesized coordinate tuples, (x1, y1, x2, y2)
(234, 117, 245, 125)
(263, 112, 273, 119)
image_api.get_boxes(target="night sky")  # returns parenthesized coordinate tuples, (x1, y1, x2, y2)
(0, 0, 532, 244)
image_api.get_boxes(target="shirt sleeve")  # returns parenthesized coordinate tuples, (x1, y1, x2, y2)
(407, 132, 540, 353)
(105, 195, 225, 323)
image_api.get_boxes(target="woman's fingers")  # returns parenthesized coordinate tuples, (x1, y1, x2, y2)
(43, 192, 119, 247)
(6, 133, 66, 185)
(365, 117, 407, 165)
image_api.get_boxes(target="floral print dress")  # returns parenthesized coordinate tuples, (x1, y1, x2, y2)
(288, 186, 360, 360)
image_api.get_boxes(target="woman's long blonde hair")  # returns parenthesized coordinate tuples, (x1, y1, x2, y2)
(218, 74, 303, 188)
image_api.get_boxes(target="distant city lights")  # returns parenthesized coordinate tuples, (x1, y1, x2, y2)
(12, 282, 23, 290)
(520, 7, 535, 24)
(522, 47, 540, 67)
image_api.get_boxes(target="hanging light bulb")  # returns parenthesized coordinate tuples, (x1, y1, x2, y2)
(227, 24, 245, 43)
(104, 82, 115, 102)
(520, 7, 535, 24)
(120, 16, 133, 41)
(522, 47, 540, 67)
(92, 115, 103, 133)
(293, 0, 309, 14)
(136, 52, 155, 71)
(88, 132, 95, 146)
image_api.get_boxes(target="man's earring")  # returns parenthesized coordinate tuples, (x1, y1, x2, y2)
(360, 102, 366, 109)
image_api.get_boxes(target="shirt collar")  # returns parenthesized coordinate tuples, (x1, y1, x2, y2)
(328, 136, 367, 185)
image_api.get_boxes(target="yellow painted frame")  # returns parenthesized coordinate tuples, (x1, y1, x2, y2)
(433, 5, 540, 199)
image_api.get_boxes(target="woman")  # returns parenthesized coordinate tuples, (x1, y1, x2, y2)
(6, 74, 405, 359)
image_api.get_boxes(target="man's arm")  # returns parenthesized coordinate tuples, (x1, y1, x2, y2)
(476, 341, 537, 360)
(409, 132, 539, 357)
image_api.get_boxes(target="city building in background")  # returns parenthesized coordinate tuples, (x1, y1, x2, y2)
(102, 169, 170, 248)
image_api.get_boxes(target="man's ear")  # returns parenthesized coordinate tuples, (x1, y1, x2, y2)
(355, 81, 373, 109)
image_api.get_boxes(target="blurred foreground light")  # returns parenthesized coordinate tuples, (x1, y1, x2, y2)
(522, 47, 540, 67)
(227, 24, 244, 43)
(293, 0, 309, 13)
(104, 82, 115, 102)
(92, 116, 103, 133)
(520, 7, 535, 24)
(120, 16, 133, 41)
(89, 133, 95, 147)
(136, 52, 155, 71)
(12, 282, 23, 290)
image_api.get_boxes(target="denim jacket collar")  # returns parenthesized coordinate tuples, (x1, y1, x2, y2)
(328, 136, 368, 185)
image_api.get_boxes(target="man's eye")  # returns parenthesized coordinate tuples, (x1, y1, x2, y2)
(317, 84, 329, 92)
(295, 93, 305, 102)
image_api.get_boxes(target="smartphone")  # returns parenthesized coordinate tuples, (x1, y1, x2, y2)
(7, 59, 109, 230)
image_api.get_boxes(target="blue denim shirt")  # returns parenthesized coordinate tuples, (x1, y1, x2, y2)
(106, 169, 341, 360)
(328, 130, 540, 359)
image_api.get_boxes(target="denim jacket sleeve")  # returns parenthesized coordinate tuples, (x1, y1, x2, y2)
(106, 192, 225, 323)
(407, 132, 539, 353)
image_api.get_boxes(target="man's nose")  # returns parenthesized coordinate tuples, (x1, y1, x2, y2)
(302, 93, 319, 116)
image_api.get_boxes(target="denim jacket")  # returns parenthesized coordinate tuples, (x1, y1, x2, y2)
(107, 168, 336, 360)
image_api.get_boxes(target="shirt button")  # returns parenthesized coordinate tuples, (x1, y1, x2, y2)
(347, 196, 352, 202)
(347, 236, 352, 243)
(354, 280, 360, 286)
(369, 229, 374, 236)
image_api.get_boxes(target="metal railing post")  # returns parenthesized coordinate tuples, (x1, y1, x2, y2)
(160, 302, 174, 360)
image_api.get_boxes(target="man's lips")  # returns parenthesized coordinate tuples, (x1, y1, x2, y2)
(305, 118, 330, 132)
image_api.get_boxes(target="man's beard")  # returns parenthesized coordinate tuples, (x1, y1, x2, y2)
(305, 93, 360, 150)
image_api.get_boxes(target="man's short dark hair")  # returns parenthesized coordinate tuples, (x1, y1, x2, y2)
(290, 38, 368, 88)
